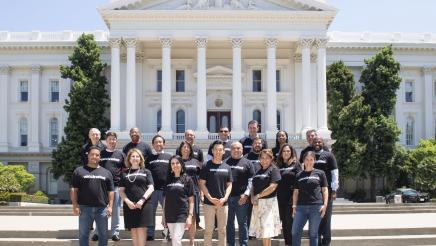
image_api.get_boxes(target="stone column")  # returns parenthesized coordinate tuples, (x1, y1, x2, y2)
(159, 37, 173, 139)
(0, 65, 9, 152)
(195, 37, 209, 139)
(265, 38, 278, 139)
(230, 38, 245, 139)
(109, 38, 121, 131)
(125, 37, 137, 130)
(300, 38, 313, 138)
(315, 38, 331, 139)
(423, 67, 434, 139)
(29, 65, 41, 152)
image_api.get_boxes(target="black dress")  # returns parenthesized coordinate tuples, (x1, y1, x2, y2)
(119, 168, 154, 229)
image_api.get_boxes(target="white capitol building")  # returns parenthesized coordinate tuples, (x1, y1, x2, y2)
(0, 0, 435, 199)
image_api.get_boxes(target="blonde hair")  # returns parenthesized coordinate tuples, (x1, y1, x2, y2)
(125, 148, 145, 168)
(259, 149, 274, 160)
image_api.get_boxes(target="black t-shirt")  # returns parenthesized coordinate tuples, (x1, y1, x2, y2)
(272, 146, 281, 160)
(184, 158, 203, 193)
(314, 150, 338, 190)
(146, 152, 172, 190)
(208, 140, 231, 160)
(100, 149, 125, 187)
(176, 144, 204, 163)
(299, 145, 329, 164)
(244, 151, 261, 173)
(81, 141, 106, 165)
(252, 165, 281, 199)
(164, 175, 195, 223)
(123, 141, 153, 161)
(277, 161, 302, 202)
(119, 168, 154, 203)
(239, 136, 268, 155)
(71, 165, 114, 207)
(225, 157, 255, 197)
(199, 160, 233, 205)
(295, 169, 328, 205)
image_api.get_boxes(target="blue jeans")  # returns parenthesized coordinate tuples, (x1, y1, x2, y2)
(147, 190, 165, 237)
(94, 187, 121, 237)
(79, 205, 108, 246)
(226, 196, 249, 246)
(292, 205, 322, 246)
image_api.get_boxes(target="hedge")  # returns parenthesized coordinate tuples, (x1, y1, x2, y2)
(7, 192, 49, 204)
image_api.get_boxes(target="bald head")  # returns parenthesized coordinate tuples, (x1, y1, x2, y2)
(230, 141, 243, 159)
(184, 129, 195, 144)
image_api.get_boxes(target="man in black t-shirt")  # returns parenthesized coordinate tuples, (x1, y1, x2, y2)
(244, 137, 264, 173)
(199, 140, 233, 246)
(91, 132, 125, 242)
(176, 129, 204, 163)
(207, 126, 232, 161)
(122, 127, 152, 161)
(71, 146, 114, 246)
(225, 141, 254, 246)
(81, 128, 106, 165)
(313, 137, 339, 246)
(299, 129, 329, 164)
(239, 120, 267, 155)
(146, 135, 172, 240)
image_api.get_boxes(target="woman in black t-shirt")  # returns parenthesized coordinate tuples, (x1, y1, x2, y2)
(177, 141, 203, 244)
(249, 149, 282, 246)
(272, 130, 289, 160)
(119, 148, 154, 246)
(291, 151, 328, 246)
(162, 155, 194, 246)
(276, 143, 302, 246)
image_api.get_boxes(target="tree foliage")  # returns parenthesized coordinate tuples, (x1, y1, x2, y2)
(0, 164, 35, 192)
(409, 139, 436, 192)
(51, 34, 110, 183)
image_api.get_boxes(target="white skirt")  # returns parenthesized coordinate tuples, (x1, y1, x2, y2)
(249, 196, 282, 238)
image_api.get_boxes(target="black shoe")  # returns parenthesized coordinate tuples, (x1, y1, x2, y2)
(146, 236, 154, 241)
(91, 234, 99, 241)
(111, 235, 121, 241)
(249, 236, 256, 240)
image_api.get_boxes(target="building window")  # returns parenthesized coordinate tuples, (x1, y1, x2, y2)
(49, 118, 58, 147)
(252, 70, 262, 92)
(176, 110, 185, 133)
(277, 110, 281, 130)
(406, 116, 414, 146)
(157, 110, 162, 132)
(156, 70, 162, 92)
(19, 117, 28, 146)
(20, 80, 28, 102)
(276, 70, 281, 92)
(253, 109, 262, 132)
(50, 80, 59, 102)
(405, 81, 414, 102)
(176, 70, 185, 92)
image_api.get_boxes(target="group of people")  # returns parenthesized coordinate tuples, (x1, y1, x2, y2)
(70, 120, 339, 246)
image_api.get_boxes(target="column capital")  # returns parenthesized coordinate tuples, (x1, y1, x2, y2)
(423, 66, 433, 74)
(314, 38, 328, 49)
(230, 37, 243, 48)
(31, 65, 41, 73)
(109, 38, 122, 48)
(160, 37, 172, 48)
(299, 38, 313, 49)
(294, 54, 302, 62)
(195, 37, 208, 48)
(0, 65, 10, 74)
(265, 38, 278, 49)
(311, 54, 317, 63)
(124, 37, 137, 48)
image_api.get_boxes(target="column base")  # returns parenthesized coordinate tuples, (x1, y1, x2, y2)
(158, 130, 174, 140)
(317, 127, 332, 140)
(266, 130, 278, 140)
(0, 142, 9, 152)
(300, 127, 313, 140)
(230, 130, 245, 140)
(195, 129, 209, 140)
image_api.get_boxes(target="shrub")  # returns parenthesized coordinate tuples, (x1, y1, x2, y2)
(0, 164, 35, 192)
(0, 192, 11, 202)
(9, 192, 49, 204)
(0, 174, 21, 192)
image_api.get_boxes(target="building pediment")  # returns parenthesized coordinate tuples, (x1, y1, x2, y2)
(100, 0, 337, 11)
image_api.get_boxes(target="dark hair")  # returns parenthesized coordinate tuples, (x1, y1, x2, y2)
(105, 131, 117, 139)
(312, 136, 324, 145)
(252, 136, 263, 145)
(274, 130, 289, 150)
(88, 146, 101, 155)
(177, 141, 194, 160)
(211, 140, 224, 150)
(152, 134, 165, 144)
(303, 151, 316, 162)
(248, 120, 258, 126)
(276, 143, 298, 168)
(305, 129, 317, 137)
(166, 155, 189, 184)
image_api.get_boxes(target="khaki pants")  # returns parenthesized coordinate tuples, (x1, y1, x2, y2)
(203, 204, 228, 246)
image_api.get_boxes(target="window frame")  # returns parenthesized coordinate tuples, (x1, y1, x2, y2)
(176, 110, 185, 133)
(19, 117, 28, 147)
(49, 117, 59, 147)
(175, 70, 185, 92)
(19, 80, 29, 102)
(252, 70, 262, 92)
(49, 80, 60, 103)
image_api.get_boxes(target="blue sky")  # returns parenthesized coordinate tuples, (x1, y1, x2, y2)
(1, 0, 435, 32)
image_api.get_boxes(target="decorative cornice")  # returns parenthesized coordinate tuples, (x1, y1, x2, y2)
(265, 38, 278, 49)
(299, 38, 313, 49)
(230, 37, 243, 48)
(124, 37, 137, 48)
(0, 65, 10, 74)
(314, 38, 328, 49)
(195, 37, 208, 48)
(31, 65, 41, 73)
(109, 38, 122, 48)
(160, 37, 172, 48)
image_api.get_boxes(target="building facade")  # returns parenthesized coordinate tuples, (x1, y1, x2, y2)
(0, 0, 435, 199)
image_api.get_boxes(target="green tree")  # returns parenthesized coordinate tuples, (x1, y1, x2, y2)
(51, 34, 110, 183)
(0, 164, 35, 192)
(359, 45, 402, 200)
(409, 139, 436, 192)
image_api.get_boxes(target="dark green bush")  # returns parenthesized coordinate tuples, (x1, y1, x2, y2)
(9, 192, 49, 204)
(0, 192, 11, 202)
